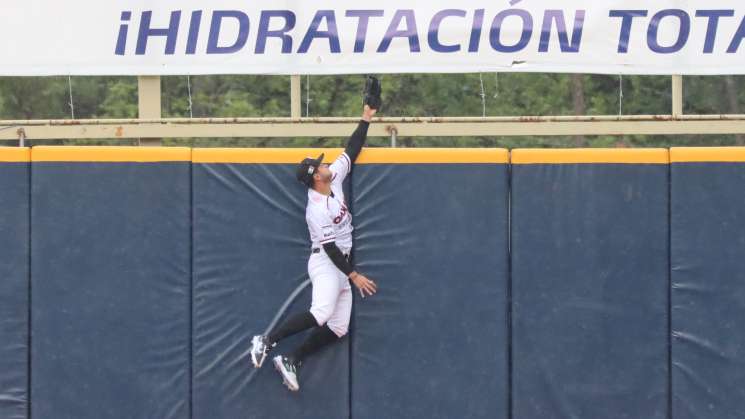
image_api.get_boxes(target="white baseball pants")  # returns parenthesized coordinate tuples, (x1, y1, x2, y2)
(307, 250, 353, 337)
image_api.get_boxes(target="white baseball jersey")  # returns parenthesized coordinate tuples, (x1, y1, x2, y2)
(305, 152, 354, 251)
(305, 152, 355, 337)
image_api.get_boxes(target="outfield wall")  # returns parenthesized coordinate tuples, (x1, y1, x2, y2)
(0, 146, 744, 419)
(31, 148, 191, 419)
(670, 148, 745, 419)
(0, 148, 29, 419)
(511, 149, 670, 419)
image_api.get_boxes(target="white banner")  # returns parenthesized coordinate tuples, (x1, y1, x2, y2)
(1, 0, 744, 76)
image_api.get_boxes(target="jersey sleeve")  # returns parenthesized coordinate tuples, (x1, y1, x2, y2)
(307, 207, 336, 245)
(329, 152, 352, 185)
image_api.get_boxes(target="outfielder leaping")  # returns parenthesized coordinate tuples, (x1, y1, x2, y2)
(249, 77, 382, 392)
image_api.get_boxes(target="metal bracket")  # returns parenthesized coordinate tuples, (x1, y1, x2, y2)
(387, 125, 398, 148)
(17, 128, 26, 147)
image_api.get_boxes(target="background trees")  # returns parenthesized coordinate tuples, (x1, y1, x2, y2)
(1, 74, 742, 147)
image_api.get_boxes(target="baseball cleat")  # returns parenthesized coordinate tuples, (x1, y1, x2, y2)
(273, 355, 300, 391)
(249, 335, 273, 368)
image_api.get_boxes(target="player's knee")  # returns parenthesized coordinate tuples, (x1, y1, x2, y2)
(310, 307, 332, 326)
(332, 325, 348, 338)
(327, 321, 348, 338)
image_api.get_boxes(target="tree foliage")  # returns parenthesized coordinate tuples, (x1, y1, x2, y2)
(0, 74, 743, 147)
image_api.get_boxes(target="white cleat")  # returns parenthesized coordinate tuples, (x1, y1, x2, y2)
(249, 335, 272, 368)
(273, 355, 300, 392)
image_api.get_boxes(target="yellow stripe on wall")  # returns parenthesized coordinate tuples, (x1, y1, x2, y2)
(193, 148, 342, 164)
(32, 147, 191, 162)
(193, 148, 509, 164)
(0, 147, 30, 162)
(356, 148, 509, 164)
(671, 147, 745, 163)
(512, 148, 669, 164)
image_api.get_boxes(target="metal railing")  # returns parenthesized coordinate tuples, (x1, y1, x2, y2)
(2, 75, 745, 144)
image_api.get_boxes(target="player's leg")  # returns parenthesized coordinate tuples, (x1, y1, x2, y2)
(272, 266, 342, 390)
(293, 269, 350, 361)
(266, 265, 340, 344)
(249, 256, 337, 368)
(249, 309, 316, 368)
(274, 273, 352, 390)
(266, 312, 316, 346)
(287, 282, 351, 364)
(324, 278, 352, 339)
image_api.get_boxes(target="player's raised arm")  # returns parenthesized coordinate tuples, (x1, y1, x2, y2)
(340, 106, 375, 171)
(328, 77, 381, 183)
(345, 76, 381, 165)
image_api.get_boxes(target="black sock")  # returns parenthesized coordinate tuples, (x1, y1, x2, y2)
(289, 325, 339, 364)
(267, 311, 317, 345)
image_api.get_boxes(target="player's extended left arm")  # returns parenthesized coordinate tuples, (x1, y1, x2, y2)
(322, 241, 377, 296)
(344, 106, 377, 164)
(322, 241, 354, 276)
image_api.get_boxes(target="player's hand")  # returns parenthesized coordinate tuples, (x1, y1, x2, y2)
(362, 105, 377, 122)
(350, 272, 377, 297)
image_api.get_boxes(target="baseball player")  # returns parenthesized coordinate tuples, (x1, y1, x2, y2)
(249, 77, 382, 392)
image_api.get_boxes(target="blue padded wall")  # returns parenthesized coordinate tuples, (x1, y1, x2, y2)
(27, 145, 745, 418)
(31, 149, 191, 419)
(671, 153, 745, 419)
(0, 151, 30, 419)
(511, 154, 669, 419)
(192, 150, 349, 419)
(351, 156, 510, 419)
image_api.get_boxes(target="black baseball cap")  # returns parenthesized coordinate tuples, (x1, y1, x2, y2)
(296, 153, 324, 187)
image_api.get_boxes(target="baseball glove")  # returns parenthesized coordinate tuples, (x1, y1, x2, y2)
(363, 76, 382, 110)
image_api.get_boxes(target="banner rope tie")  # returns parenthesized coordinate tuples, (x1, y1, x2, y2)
(187, 75, 194, 118)
(493, 72, 500, 99)
(479, 73, 487, 117)
(305, 75, 312, 117)
(67, 76, 75, 120)
(618, 74, 624, 116)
